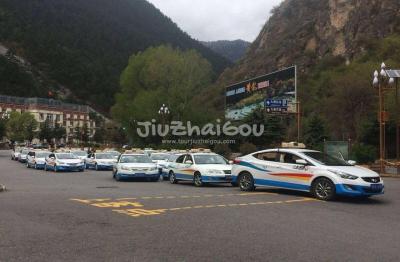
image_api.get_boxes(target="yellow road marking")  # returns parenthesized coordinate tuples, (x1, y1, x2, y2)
(91, 201, 143, 208)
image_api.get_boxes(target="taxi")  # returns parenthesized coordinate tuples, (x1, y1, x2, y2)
(44, 152, 85, 172)
(71, 150, 87, 160)
(113, 152, 159, 181)
(18, 148, 30, 163)
(150, 152, 171, 176)
(232, 146, 384, 200)
(11, 147, 22, 161)
(160, 153, 183, 180)
(26, 150, 51, 169)
(85, 152, 117, 170)
(168, 150, 233, 187)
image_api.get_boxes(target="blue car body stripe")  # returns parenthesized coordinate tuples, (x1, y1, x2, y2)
(254, 179, 310, 191)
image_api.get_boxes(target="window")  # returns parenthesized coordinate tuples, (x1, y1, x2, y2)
(254, 152, 278, 162)
(185, 154, 193, 163)
(279, 153, 302, 164)
(176, 155, 186, 163)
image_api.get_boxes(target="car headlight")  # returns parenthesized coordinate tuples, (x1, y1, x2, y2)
(206, 169, 224, 175)
(329, 170, 358, 180)
(121, 166, 130, 171)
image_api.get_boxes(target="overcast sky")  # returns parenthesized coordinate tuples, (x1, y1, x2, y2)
(147, 0, 283, 42)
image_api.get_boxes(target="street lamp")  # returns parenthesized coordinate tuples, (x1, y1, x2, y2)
(372, 62, 396, 174)
(1, 111, 10, 120)
(158, 104, 170, 116)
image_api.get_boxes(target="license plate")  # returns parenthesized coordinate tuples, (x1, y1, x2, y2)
(370, 184, 383, 191)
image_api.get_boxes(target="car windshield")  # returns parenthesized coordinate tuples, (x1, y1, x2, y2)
(56, 153, 78, 159)
(22, 150, 29, 154)
(107, 151, 120, 157)
(168, 154, 180, 162)
(193, 154, 228, 165)
(96, 153, 113, 159)
(36, 152, 51, 158)
(303, 151, 352, 166)
(72, 151, 86, 156)
(151, 154, 170, 161)
(120, 155, 153, 163)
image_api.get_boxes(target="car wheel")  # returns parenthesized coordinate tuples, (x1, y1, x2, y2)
(95, 163, 98, 171)
(193, 172, 203, 187)
(238, 172, 255, 192)
(169, 171, 178, 184)
(312, 177, 336, 201)
(54, 165, 58, 172)
(115, 172, 121, 181)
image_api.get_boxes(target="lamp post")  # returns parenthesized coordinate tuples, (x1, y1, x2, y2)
(158, 104, 170, 125)
(372, 62, 395, 174)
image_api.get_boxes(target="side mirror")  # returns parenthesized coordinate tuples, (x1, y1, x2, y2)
(348, 160, 357, 165)
(185, 160, 193, 165)
(295, 159, 308, 165)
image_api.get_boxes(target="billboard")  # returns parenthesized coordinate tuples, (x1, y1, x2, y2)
(225, 66, 297, 120)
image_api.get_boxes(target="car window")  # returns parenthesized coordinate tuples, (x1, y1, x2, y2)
(119, 155, 153, 163)
(279, 153, 302, 164)
(176, 155, 185, 163)
(185, 154, 193, 163)
(254, 152, 278, 162)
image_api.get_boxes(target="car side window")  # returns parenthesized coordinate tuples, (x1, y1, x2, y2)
(49, 154, 55, 158)
(279, 153, 301, 164)
(176, 155, 185, 163)
(254, 152, 279, 162)
(185, 154, 193, 163)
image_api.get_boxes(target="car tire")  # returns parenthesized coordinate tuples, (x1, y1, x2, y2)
(193, 172, 203, 187)
(44, 164, 48, 171)
(115, 172, 121, 181)
(95, 163, 98, 171)
(311, 177, 336, 201)
(238, 172, 255, 192)
(54, 165, 58, 172)
(169, 171, 178, 184)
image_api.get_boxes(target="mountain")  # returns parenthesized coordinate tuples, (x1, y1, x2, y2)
(201, 40, 250, 62)
(0, 0, 231, 111)
(202, 0, 400, 149)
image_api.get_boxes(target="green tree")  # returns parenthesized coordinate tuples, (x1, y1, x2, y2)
(112, 45, 215, 143)
(6, 111, 38, 142)
(39, 120, 53, 143)
(303, 115, 328, 150)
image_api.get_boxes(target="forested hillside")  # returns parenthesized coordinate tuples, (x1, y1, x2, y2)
(202, 40, 250, 62)
(0, 0, 231, 111)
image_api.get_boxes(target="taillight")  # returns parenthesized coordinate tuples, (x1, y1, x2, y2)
(233, 159, 241, 165)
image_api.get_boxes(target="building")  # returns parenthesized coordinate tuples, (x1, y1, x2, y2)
(0, 95, 101, 143)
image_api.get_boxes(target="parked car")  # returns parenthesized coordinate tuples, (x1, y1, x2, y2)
(113, 153, 159, 182)
(11, 147, 22, 161)
(231, 148, 384, 201)
(85, 152, 117, 170)
(44, 152, 85, 172)
(71, 150, 87, 160)
(105, 150, 121, 160)
(150, 152, 171, 176)
(168, 152, 233, 187)
(18, 149, 30, 163)
(26, 150, 52, 169)
(160, 153, 183, 180)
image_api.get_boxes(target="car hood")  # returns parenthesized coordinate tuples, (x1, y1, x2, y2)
(97, 159, 117, 163)
(57, 159, 83, 164)
(325, 166, 379, 177)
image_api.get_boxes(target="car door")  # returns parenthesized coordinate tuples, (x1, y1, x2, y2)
(172, 155, 188, 180)
(273, 151, 313, 190)
(47, 153, 56, 167)
(250, 151, 282, 184)
(181, 154, 195, 180)
(86, 153, 94, 166)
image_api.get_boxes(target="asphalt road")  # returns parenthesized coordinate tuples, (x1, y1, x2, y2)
(1, 150, 399, 262)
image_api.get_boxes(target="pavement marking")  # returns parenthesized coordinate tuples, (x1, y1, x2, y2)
(91, 201, 143, 208)
(112, 208, 167, 217)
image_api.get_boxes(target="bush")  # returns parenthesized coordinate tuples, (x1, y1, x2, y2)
(350, 144, 377, 164)
(239, 142, 257, 155)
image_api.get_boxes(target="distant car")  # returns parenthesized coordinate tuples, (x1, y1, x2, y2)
(26, 151, 51, 169)
(11, 147, 22, 161)
(85, 152, 117, 170)
(105, 151, 121, 160)
(160, 153, 183, 180)
(150, 152, 171, 175)
(18, 149, 30, 163)
(71, 151, 87, 160)
(44, 152, 85, 172)
(168, 153, 233, 187)
(113, 153, 159, 182)
(231, 148, 384, 201)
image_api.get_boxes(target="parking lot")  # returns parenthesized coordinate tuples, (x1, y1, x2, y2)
(1, 150, 400, 262)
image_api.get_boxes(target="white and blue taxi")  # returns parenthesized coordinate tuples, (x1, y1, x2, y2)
(113, 153, 159, 181)
(71, 150, 87, 160)
(168, 151, 233, 187)
(150, 152, 171, 176)
(44, 152, 85, 172)
(18, 148, 30, 163)
(26, 150, 51, 169)
(85, 152, 117, 170)
(232, 148, 384, 200)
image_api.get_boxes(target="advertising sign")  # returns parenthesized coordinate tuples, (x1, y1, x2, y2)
(225, 66, 297, 120)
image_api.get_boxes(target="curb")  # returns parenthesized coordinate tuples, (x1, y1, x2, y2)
(0, 184, 6, 192)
